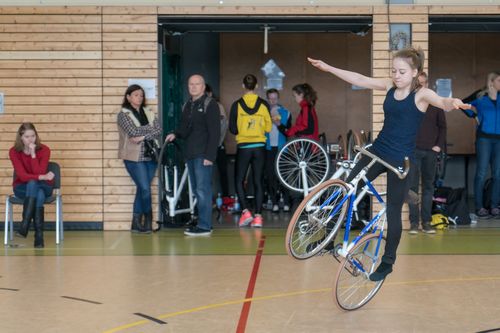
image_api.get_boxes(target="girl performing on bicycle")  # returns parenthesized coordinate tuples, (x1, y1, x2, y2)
(308, 46, 470, 281)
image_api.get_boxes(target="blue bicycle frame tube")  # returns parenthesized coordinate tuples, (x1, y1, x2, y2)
(324, 189, 350, 218)
(364, 178, 384, 204)
(342, 192, 356, 244)
(320, 189, 341, 210)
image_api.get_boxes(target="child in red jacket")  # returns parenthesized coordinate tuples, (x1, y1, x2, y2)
(280, 83, 319, 141)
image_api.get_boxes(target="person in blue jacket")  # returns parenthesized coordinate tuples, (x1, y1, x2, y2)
(463, 71, 500, 218)
(265, 88, 292, 212)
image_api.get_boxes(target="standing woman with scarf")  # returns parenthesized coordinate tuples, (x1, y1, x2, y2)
(117, 84, 162, 233)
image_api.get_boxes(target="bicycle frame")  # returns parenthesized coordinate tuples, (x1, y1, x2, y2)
(163, 163, 197, 218)
(337, 177, 386, 261)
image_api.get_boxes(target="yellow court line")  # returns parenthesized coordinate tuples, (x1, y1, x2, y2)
(103, 275, 500, 333)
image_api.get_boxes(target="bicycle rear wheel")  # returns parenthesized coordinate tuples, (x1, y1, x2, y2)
(286, 179, 349, 259)
(346, 130, 362, 161)
(276, 138, 330, 193)
(334, 233, 386, 311)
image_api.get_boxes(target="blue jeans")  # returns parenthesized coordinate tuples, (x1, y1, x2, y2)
(187, 158, 213, 231)
(14, 180, 53, 208)
(474, 137, 500, 210)
(124, 160, 157, 214)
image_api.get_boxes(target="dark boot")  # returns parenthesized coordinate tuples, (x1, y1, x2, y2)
(16, 197, 36, 238)
(142, 211, 153, 234)
(34, 206, 45, 248)
(131, 213, 143, 233)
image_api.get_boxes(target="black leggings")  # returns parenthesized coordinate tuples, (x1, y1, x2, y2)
(235, 146, 266, 214)
(346, 155, 410, 265)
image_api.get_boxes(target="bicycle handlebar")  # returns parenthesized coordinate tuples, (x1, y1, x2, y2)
(353, 145, 410, 180)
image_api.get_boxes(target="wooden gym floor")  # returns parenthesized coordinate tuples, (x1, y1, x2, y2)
(1, 212, 500, 333)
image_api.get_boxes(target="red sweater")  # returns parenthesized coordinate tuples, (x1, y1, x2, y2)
(286, 100, 319, 140)
(9, 144, 54, 188)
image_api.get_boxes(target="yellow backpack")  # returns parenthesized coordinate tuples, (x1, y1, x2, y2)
(431, 214, 449, 230)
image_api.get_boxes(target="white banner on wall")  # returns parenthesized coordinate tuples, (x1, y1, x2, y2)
(128, 79, 156, 99)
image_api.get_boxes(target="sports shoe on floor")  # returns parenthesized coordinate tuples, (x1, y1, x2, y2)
(369, 262, 393, 281)
(491, 207, 500, 218)
(283, 205, 290, 212)
(238, 209, 253, 227)
(251, 214, 263, 228)
(422, 223, 436, 234)
(272, 204, 279, 213)
(184, 226, 212, 236)
(477, 208, 491, 219)
(408, 224, 418, 235)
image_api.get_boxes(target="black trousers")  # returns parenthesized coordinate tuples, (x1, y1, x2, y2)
(235, 147, 266, 214)
(408, 148, 437, 226)
(215, 145, 229, 197)
(346, 155, 410, 265)
(264, 147, 290, 205)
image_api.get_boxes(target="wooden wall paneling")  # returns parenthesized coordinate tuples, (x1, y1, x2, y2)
(0, 7, 104, 225)
(429, 33, 500, 155)
(102, 7, 158, 230)
(220, 32, 371, 154)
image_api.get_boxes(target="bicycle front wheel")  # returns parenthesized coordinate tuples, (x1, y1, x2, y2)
(276, 138, 330, 193)
(286, 179, 349, 259)
(334, 233, 386, 311)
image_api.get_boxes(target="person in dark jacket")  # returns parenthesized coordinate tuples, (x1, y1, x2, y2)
(408, 72, 446, 234)
(165, 74, 220, 236)
(462, 71, 500, 218)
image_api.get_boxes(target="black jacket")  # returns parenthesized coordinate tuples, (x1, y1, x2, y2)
(175, 94, 220, 162)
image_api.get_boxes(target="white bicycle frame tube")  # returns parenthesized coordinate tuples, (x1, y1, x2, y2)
(300, 163, 309, 196)
(164, 164, 197, 218)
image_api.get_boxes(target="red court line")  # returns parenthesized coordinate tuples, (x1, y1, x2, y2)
(236, 235, 266, 333)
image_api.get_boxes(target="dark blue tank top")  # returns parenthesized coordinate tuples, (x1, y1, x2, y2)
(371, 87, 425, 167)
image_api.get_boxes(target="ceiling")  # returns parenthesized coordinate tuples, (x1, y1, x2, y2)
(158, 16, 373, 34)
(429, 16, 500, 32)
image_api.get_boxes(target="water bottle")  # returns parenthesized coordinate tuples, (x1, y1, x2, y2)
(266, 195, 273, 210)
(233, 195, 240, 212)
(279, 192, 285, 209)
(216, 193, 223, 210)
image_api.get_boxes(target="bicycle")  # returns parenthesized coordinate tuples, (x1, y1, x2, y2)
(156, 140, 197, 231)
(275, 130, 370, 197)
(285, 145, 409, 310)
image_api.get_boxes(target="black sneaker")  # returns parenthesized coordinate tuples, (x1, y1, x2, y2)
(408, 224, 418, 235)
(184, 226, 212, 236)
(369, 262, 393, 281)
(477, 208, 491, 219)
(422, 223, 436, 234)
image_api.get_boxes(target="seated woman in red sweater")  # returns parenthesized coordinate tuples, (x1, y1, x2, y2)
(9, 123, 54, 248)
(279, 83, 319, 141)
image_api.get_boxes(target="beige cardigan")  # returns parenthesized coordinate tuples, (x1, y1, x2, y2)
(117, 106, 156, 162)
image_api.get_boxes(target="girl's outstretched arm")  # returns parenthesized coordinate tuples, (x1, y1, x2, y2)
(308, 57, 391, 91)
(419, 87, 472, 112)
